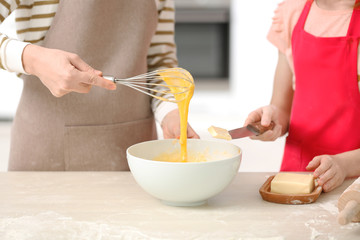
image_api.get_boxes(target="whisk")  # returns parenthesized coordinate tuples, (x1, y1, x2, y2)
(104, 68, 194, 103)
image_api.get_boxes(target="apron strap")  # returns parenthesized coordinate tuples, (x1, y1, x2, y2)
(355, 0, 360, 10)
(347, 0, 360, 36)
(296, 0, 313, 31)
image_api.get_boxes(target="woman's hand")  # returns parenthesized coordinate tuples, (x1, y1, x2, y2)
(244, 105, 283, 141)
(306, 155, 347, 192)
(22, 44, 116, 97)
(161, 109, 199, 139)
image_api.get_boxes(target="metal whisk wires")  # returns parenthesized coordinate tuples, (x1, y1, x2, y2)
(104, 68, 194, 103)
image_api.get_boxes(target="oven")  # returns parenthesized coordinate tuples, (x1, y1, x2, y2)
(175, 1, 230, 90)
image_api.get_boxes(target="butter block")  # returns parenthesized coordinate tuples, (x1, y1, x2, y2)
(270, 173, 315, 194)
(208, 126, 232, 140)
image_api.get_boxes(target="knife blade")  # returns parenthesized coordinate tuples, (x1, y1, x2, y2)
(228, 121, 275, 139)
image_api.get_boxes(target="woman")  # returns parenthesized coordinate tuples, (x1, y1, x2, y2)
(0, 0, 199, 171)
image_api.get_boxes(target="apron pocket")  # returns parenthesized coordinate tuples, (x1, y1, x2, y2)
(64, 117, 157, 171)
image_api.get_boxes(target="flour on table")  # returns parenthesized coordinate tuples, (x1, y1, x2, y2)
(305, 219, 335, 240)
(0, 211, 157, 240)
(318, 200, 338, 215)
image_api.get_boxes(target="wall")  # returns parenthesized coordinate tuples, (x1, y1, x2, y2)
(0, 13, 22, 118)
(190, 0, 285, 172)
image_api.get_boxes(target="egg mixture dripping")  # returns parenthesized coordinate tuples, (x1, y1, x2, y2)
(158, 68, 194, 162)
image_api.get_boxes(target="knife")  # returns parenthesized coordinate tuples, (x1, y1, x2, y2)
(228, 121, 275, 139)
(208, 121, 275, 140)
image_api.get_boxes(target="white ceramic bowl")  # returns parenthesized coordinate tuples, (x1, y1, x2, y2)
(127, 139, 241, 206)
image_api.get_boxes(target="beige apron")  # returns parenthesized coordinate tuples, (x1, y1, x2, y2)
(8, 0, 158, 171)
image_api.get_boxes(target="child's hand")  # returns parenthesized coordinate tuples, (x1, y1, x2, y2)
(244, 105, 282, 141)
(306, 155, 347, 192)
(161, 109, 199, 139)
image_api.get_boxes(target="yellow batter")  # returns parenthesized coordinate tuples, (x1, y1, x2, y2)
(153, 149, 208, 163)
(157, 68, 195, 162)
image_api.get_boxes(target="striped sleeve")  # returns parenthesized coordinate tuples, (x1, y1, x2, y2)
(0, 0, 29, 73)
(150, 0, 179, 124)
(15, 1, 58, 44)
(148, 0, 178, 71)
(1, 0, 59, 73)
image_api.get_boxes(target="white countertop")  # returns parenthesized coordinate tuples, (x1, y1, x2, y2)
(0, 172, 358, 239)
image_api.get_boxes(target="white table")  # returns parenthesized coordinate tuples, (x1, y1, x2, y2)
(0, 172, 358, 239)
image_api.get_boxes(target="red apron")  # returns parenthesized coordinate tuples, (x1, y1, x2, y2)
(281, 0, 360, 171)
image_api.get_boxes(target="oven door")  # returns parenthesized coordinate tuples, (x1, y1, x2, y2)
(175, 6, 230, 89)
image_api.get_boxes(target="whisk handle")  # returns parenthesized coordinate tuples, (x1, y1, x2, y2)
(103, 75, 116, 83)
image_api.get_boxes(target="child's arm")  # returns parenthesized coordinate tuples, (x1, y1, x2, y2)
(306, 149, 360, 192)
(269, 51, 294, 135)
(245, 51, 294, 141)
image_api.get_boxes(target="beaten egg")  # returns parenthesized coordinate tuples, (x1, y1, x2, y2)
(157, 68, 195, 162)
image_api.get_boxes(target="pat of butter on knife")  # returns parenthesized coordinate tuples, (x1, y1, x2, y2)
(208, 126, 232, 141)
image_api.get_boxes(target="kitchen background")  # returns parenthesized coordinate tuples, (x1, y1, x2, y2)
(0, 0, 284, 172)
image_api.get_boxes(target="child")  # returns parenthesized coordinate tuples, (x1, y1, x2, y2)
(245, 0, 360, 192)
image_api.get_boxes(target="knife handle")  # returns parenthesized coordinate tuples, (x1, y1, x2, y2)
(247, 121, 275, 135)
